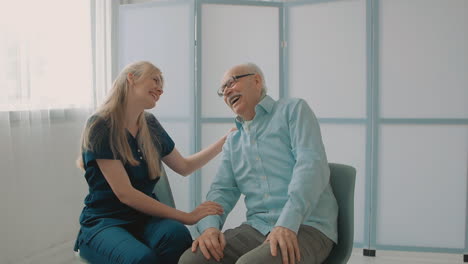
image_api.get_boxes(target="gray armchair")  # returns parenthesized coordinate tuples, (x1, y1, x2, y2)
(154, 166, 175, 208)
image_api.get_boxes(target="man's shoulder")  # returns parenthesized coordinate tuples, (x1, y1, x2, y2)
(224, 128, 240, 145)
(276, 97, 309, 111)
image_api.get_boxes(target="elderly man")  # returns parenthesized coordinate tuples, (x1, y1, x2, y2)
(179, 63, 338, 264)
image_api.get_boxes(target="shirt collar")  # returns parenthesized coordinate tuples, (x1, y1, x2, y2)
(234, 95, 275, 129)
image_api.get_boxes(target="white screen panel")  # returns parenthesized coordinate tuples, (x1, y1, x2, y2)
(119, 3, 193, 118)
(320, 124, 367, 244)
(201, 4, 280, 118)
(380, 0, 468, 118)
(160, 121, 192, 212)
(377, 125, 468, 248)
(201, 123, 247, 231)
(288, 0, 366, 118)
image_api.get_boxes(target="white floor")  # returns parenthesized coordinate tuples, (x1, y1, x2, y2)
(348, 248, 464, 264)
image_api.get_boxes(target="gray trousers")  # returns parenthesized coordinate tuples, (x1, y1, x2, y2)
(179, 224, 333, 264)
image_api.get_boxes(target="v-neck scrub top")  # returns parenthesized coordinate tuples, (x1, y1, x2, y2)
(74, 112, 175, 251)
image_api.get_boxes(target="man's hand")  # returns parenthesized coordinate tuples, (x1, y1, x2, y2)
(192, 228, 226, 261)
(265, 226, 301, 264)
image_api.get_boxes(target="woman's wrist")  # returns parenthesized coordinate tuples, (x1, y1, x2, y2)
(178, 211, 191, 225)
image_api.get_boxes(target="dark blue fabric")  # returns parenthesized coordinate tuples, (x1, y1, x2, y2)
(78, 218, 192, 264)
(74, 112, 178, 262)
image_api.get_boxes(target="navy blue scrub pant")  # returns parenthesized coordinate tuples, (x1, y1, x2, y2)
(79, 218, 192, 264)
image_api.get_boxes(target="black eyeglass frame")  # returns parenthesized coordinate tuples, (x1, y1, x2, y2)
(217, 73, 255, 97)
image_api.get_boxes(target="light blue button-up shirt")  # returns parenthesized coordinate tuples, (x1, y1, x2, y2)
(197, 95, 338, 243)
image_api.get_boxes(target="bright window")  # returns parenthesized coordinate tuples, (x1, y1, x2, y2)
(0, 0, 93, 111)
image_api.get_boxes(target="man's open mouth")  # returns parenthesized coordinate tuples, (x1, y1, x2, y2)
(230, 95, 241, 106)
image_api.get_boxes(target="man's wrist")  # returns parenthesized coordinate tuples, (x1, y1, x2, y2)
(204, 227, 220, 234)
(276, 208, 302, 234)
(197, 216, 220, 234)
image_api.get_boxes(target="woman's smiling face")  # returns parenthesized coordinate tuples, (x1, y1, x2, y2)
(131, 68, 164, 109)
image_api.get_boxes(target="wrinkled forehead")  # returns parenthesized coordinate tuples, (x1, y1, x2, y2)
(221, 65, 248, 84)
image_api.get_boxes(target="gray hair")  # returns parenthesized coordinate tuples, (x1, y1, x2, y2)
(243, 63, 267, 98)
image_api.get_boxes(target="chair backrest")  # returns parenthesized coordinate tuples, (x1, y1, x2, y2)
(153, 166, 176, 208)
(323, 163, 356, 264)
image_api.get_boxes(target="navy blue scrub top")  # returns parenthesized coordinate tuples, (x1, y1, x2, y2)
(74, 112, 174, 251)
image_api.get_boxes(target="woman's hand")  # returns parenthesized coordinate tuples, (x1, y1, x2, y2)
(183, 201, 224, 225)
(222, 127, 238, 141)
(227, 127, 237, 135)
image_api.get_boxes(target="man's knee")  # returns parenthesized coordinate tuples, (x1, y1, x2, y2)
(237, 253, 269, 264)
(178, 248, 210, 264)
(235, 243, 278, 264)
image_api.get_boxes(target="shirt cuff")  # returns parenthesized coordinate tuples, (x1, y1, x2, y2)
(197, 215, 221, 234)
(275, 207, 303, 234)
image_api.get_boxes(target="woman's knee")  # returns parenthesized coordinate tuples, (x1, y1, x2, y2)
(159, 219, 192, 245)
(143, 219, 192, 263)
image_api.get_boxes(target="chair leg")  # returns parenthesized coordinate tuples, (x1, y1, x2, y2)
(363, 249, 376, 257)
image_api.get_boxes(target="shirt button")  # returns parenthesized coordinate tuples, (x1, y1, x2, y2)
(262, 176, 267, 180)
(256, 156, 260, 161)
(139, 156, 143, 160)
(252, 139, 255, 144)
(264, 194, 269, 199)
(137, 149, 141, 152)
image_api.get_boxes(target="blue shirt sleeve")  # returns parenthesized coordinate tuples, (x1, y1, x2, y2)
(275, 99, 331, 233)
(197, 133, 241, 234)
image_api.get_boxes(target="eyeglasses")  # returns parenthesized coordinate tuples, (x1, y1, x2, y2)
(217, 73, 255, 97)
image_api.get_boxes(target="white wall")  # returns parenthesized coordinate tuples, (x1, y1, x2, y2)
(0, 111, 89, 264)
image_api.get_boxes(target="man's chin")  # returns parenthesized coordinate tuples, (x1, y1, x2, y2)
(231, 105, 241, 116)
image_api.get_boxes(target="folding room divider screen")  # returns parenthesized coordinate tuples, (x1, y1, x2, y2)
(119, 0, 468, 256)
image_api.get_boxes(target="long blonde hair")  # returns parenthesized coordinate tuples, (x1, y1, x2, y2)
(77, 61, 162, 180)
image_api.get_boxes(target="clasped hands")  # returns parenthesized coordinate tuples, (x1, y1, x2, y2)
(191, 226, 301, 264)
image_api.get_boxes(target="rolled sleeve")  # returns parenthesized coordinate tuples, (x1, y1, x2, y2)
(197, 215, 223, 234)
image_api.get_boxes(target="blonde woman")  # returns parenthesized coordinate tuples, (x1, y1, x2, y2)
(74, 61, 230, 264)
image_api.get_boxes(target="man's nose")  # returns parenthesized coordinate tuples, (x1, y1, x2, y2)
(224, 86, 234, 97)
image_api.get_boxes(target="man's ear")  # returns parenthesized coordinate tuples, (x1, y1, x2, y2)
(254, 73, 262, 91)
